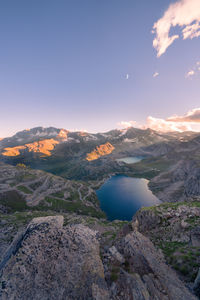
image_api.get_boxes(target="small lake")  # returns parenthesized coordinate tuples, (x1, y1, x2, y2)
(96, 175, 160, 221)
(116, 156, 144, 164)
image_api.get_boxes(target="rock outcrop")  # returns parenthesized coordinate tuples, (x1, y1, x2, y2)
(0, 216, 109, 300)
(131, 202, 200, 294)
(109, 230, 197, 299)
(86, 143, 115, 161)
(0, 213, 198, 299)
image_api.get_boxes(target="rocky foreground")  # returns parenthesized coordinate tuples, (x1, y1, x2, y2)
(0, 213, 199, 299)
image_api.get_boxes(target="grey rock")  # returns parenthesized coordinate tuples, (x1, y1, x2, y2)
(191, 226, 200, 247)
(0, 216, 109, 300)
(113, 231, 197, 300)
(194, 268, 200, 297)
(108, 246, 125, 263)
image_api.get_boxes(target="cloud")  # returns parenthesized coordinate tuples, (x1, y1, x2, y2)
(167, 108, 200, 123)
(68, 128, 88, 133)
(185, 61, 200, 78)
(118, 121, 137, 128)
(153, 0, 200, 57)
(153, 72, 159, 78)
(117, 108, 200, 133)
(186, 70, 195, 78)
(182, 22, 200, 39)
(146, 116, 192, 132)
(126, 74, 129, 80)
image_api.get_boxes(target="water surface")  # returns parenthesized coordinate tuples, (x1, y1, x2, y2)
(96, 175, 160, 221)
(116, 156, 144, 164)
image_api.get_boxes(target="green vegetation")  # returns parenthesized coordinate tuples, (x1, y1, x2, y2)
(128, 157, 171, 179)
(110, 267, 120, 282)
(68, 191, 80, 201)
(15, 172, 37, 183)
(186, 216, 200, 225)
(0, 190, 28, 212)
(141, 201, 200, 212)
(17, 185, 33, 194)
(158, 241, 200, 281)
(159, 241, 186, 257)
(38, 197, 106, 218)
(51, 191, 65, 198)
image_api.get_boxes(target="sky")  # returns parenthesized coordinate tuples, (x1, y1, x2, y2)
(0, 0, 200, 137)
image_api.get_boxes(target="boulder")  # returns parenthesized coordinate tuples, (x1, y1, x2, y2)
(0, 216, 109, 300)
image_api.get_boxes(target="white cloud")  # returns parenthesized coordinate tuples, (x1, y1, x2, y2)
(185, 60, 200, 78)
(153, 72, 159, 78)
(186, 70, 195, 78)
(117, 108, 200, 133)
(146, 116, 192, 132)
(68, 128, 88, 133)
(182, 22, 200, 39)
(126, 74, 129, 80)
(118, 121, 137, 128)
(153, 0, 200, 57)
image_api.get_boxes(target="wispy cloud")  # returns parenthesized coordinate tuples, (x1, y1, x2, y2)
(152, 0, 200, 57)
(153, 72, 159, 78)
(185, 61, 200, 78)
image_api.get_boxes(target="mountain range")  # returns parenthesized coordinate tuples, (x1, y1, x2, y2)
(1, 126, 200, 202)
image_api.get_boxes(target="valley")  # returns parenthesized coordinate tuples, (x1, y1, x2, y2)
(1, 126, 200, 203)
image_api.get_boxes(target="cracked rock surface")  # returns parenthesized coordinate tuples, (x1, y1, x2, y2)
(0, 216, 109, 300)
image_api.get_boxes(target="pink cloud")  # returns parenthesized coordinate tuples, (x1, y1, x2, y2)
(118, 108, 200, 133)
(167, 108, 200, 123)
(146, 116, 192, 132)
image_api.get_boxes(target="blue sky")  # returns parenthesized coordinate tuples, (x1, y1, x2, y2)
(0, 0, 200, 137)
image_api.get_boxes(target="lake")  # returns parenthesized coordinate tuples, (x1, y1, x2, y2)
(96, 175, 161, 221)
(116, 156, 144, 164)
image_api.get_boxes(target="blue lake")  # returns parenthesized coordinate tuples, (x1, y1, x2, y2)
(96, 175, 161, 221)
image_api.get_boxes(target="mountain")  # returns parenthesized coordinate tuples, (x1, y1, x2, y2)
(0, 126, 200, 199)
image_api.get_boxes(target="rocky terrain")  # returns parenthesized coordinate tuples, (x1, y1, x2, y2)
(0, 216, 109, 300)
(132, 201, 200, 284)
(86, 142, 115, 161)
(0, 208, 199, 299)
